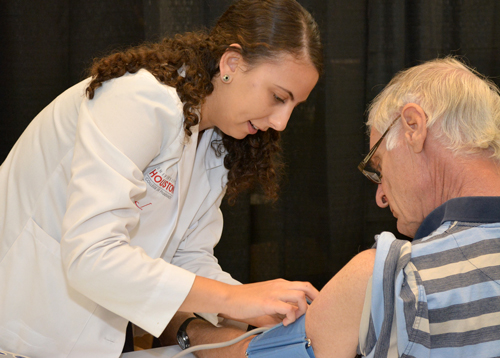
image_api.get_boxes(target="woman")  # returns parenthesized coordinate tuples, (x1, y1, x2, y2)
(0, 0, 323, 356)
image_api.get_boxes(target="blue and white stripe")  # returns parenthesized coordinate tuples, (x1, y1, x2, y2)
(358, 197, 500, 358)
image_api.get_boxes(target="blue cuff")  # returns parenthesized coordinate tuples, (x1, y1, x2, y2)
(246, 314, 315, 358)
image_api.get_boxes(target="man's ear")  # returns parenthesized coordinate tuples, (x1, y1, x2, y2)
(401, 103, 427, 153)
(218, 43, 244, 82)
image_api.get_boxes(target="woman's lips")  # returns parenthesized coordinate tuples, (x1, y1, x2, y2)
(248, 121, 258, 134)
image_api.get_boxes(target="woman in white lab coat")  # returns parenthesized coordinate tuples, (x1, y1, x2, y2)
(0, 0, 322, 357)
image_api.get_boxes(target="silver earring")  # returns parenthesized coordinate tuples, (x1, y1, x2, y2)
(222, 74, 230, 82)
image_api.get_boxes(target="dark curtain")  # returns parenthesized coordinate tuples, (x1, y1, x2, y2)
(1, 0, 499, 294)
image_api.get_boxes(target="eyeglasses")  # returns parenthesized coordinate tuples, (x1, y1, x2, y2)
(357, 115, 400, 184)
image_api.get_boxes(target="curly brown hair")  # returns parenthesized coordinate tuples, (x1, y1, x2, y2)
(86, 0, 323, 204)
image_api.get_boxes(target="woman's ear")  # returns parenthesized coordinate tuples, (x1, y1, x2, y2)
(401, 103, 427, 153)
(218, 43, 243, 83)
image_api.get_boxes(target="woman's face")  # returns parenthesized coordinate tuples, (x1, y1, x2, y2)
(201, 53, 319, 139)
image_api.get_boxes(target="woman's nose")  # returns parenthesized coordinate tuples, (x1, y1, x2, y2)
(268, 107, 293, 132)
(375, 184, 389, 208)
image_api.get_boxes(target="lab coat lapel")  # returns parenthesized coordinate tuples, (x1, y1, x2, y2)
(176, 127, 199, 219)
(161, 129, 225, 262)
(180, 129, 219, 218)
(175, 128, 215, 235)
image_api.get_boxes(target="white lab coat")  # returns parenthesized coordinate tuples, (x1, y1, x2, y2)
(0, 69, 239, 357)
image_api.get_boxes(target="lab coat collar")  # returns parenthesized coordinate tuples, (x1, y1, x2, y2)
(202, 128, 225, 170)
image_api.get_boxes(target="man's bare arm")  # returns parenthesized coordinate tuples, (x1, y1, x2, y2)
(160, 249, 375, 358)
(306, 249, 375, 358)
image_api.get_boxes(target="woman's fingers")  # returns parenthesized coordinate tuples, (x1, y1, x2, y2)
(229, 279, 318, 325)
(283, 305, 299, 326)
(270, 289, 307, 319)
(288, 280, 320, 301)
(272, 280, 317, 316)
(264, 298, 298, 326)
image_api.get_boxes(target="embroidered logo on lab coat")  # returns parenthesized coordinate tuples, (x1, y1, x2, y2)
(145, 167, 176, 199)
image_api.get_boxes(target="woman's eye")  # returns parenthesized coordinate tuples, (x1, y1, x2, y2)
(274, 94, 285, 103)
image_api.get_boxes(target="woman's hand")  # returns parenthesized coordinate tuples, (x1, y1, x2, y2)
(180, 276, 318, 327)
(222, 279, 317, 326)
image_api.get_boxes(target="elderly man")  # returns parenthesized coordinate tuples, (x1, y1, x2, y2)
(160, 57, 500, 358)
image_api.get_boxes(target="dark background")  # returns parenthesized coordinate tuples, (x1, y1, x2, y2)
(1, 0, 499, 291)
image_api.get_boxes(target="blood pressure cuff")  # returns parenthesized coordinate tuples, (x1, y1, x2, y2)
(246, 314, 316, 358)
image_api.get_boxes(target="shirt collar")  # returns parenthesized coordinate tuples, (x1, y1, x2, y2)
(414, 196, 500, 240)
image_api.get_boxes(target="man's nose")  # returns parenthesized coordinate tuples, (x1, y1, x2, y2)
(375, 184, 389, 208)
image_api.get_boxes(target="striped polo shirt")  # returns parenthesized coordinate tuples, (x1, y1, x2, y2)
(357, 196, 500, 358)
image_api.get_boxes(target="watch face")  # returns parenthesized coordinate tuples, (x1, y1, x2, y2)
(177, 333, 189, 350)
(177, 316, 198, 350)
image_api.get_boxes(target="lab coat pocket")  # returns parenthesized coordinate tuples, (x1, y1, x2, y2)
(0, 219, 97, 357)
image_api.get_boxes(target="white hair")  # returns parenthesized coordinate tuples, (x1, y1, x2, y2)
(367, 57, 500, 159)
